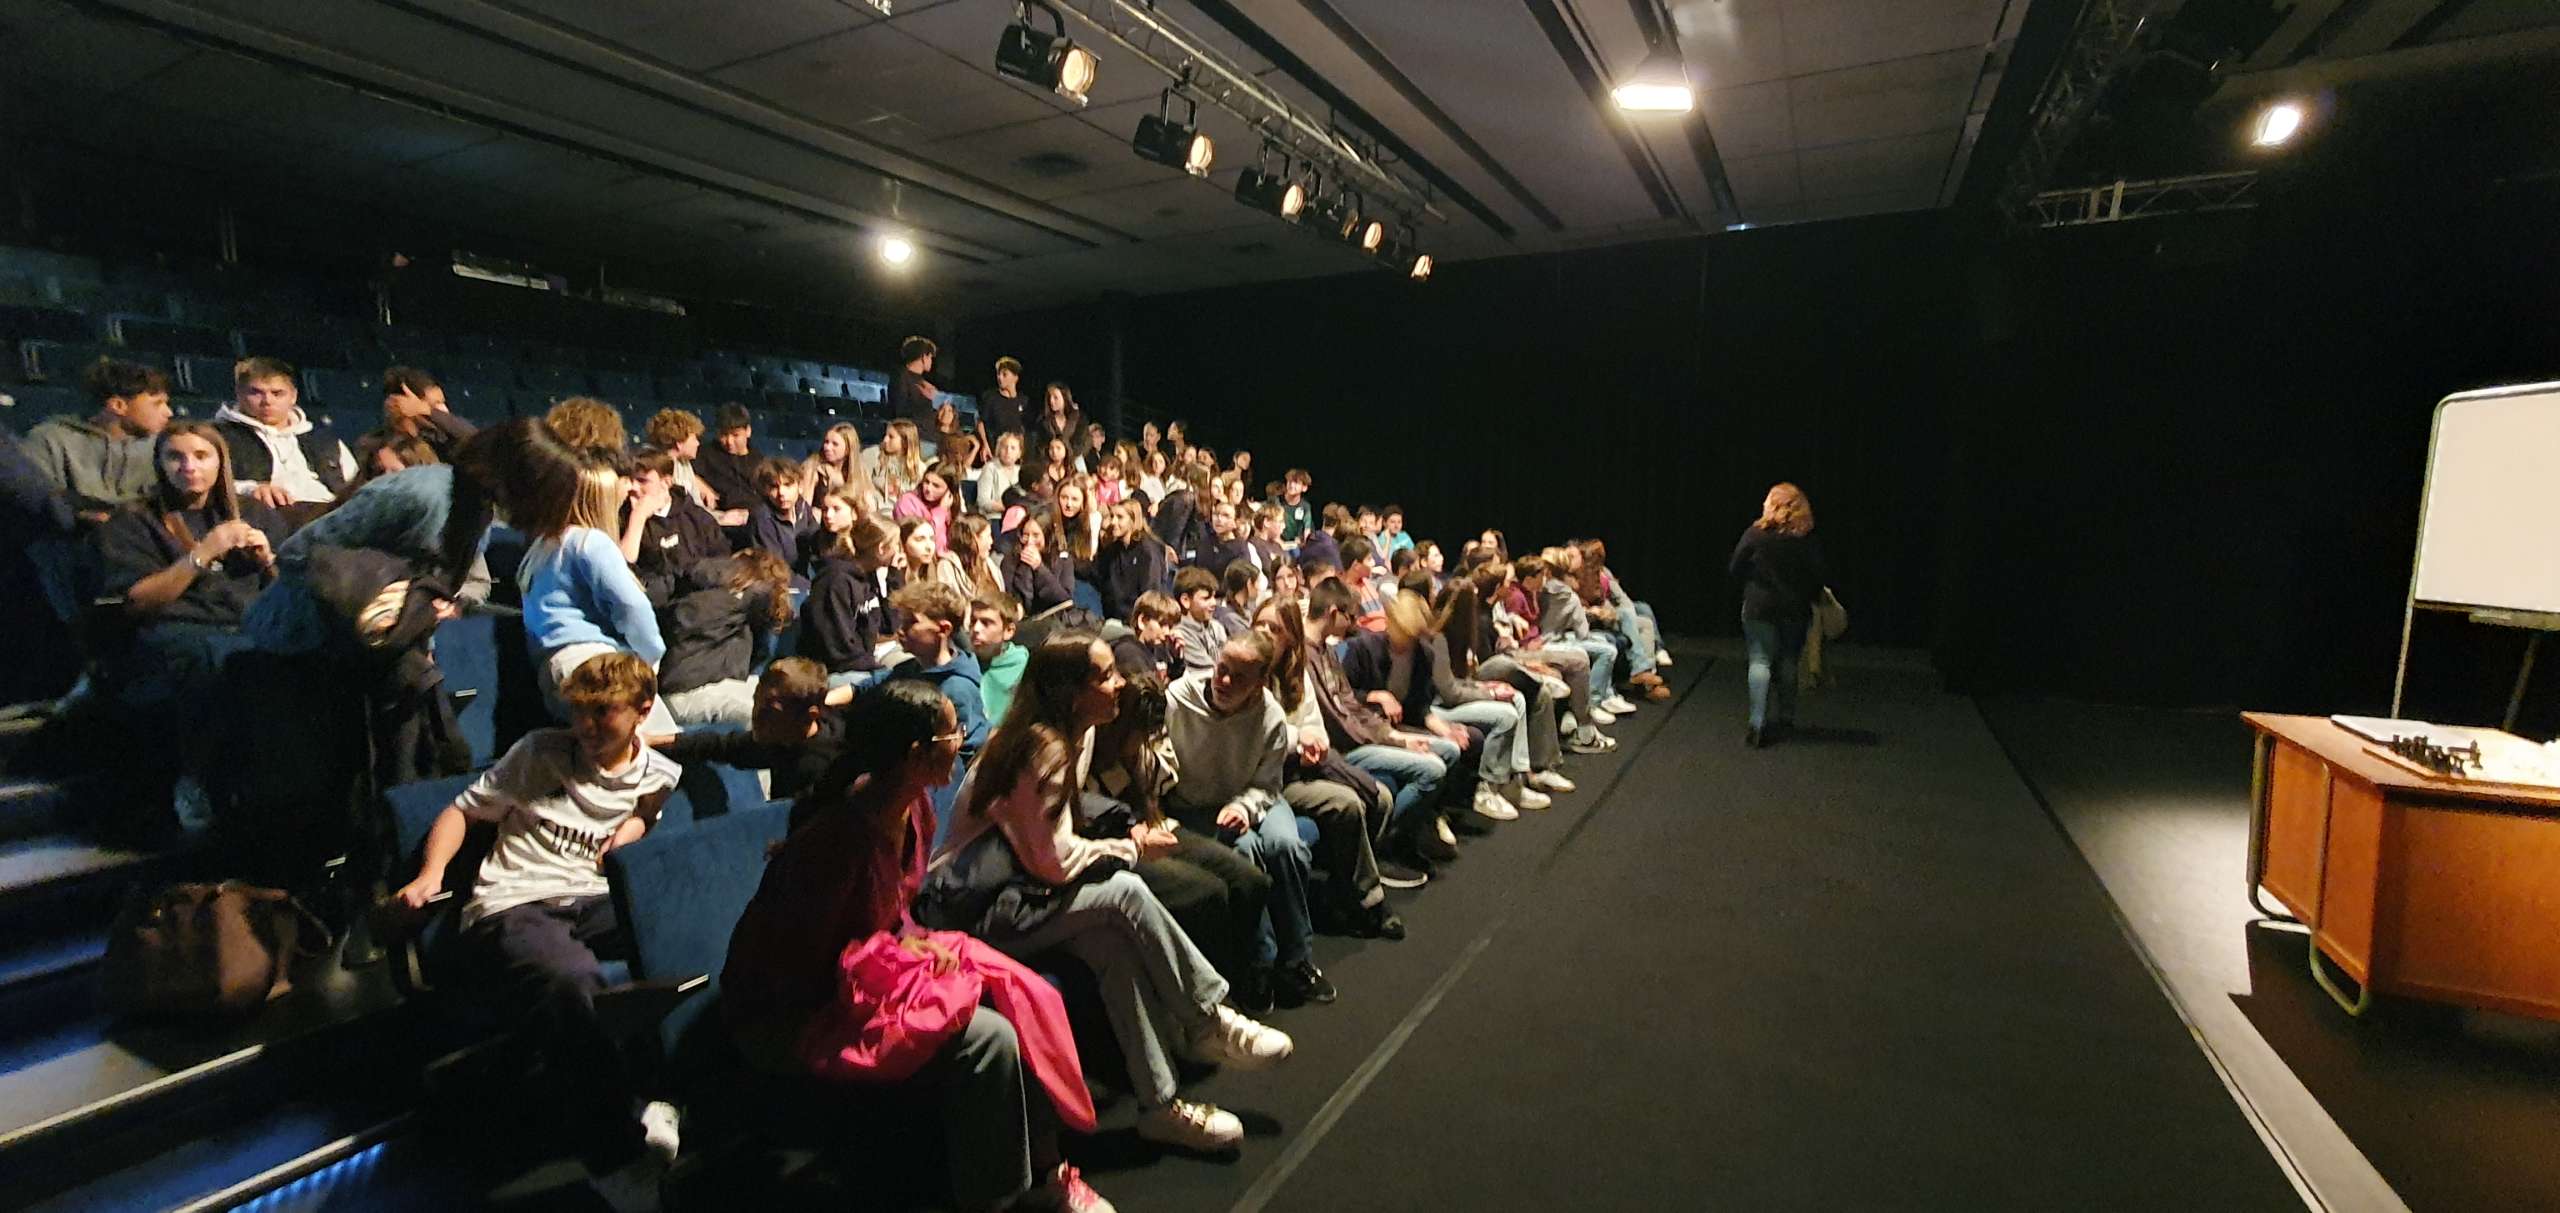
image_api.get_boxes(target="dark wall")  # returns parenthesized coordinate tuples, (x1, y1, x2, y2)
(967, 213, 1970, 651)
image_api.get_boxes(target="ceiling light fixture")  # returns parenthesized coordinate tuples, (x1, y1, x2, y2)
(1613, 43, 1694, 113)
(1379, 224, 1432, 281)
(877, 235, 915, 266)
(994, 2, 1097, 107)
(1234, 145, 1306, 219)
(1133, 88, 1213, 177)
(2251, 99, 2306, 148)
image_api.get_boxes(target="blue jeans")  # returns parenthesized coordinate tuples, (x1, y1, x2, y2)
(1439, 699, 1526, 782)
(1213, 799, 1314, 969)
(1742, 616, 1804, 731)
(1568, 635, 1617, 701)
(1347, 743, 1446, 840)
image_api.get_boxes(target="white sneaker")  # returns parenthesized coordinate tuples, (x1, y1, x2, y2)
(1588, 706, 1617, 726)
(1601, 695, 1639, 715)
(1187, 1005, 1293, 1070)
(1530, 770, 1576, 794)
(637, 1100, 682, 1164)
(1512, 785, 1553, 811)
(1472, 787, 1519, 821)
(1567, 732, 1617, 754)
(1136, 1099, 1244, 1152)
(1655, 649, 1674, 667)
(1434, 816, 1457, 846)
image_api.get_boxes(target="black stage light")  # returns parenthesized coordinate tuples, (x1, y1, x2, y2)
(1133, 90, 1212, 176)
(995, 2, 1097, 106)
(1235, 151, 1305, 219)
(1379, 226, 1432, 280)
(1317, 189, 1384, 252)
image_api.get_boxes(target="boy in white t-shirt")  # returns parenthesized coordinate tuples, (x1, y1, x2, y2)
(393, 650, 683, 1204)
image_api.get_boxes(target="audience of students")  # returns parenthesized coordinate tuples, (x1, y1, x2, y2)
(24, 329, 1732, 1213)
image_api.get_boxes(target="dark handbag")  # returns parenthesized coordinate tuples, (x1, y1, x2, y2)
(101, 881, 325, 1020)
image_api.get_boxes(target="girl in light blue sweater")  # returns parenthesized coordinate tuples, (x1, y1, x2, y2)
(520, 454, 675, 730)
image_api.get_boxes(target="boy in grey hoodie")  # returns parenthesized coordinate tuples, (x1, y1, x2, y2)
(24, 358, 170, 521)
(1164, 631, 1334, 1008)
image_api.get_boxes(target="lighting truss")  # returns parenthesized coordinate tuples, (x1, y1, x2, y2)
(1041, 0, 1443, 224)
(2026, 171, 2260, 227)
(1994, 0, 2181, 229)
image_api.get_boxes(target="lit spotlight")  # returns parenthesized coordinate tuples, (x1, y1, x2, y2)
(877, 235, 915, 266)
(995, 2, 1097, 107)
(1134, 90, 1213, 177)
(1613, 44, 1694, 113)
(1235, 156, 1305, 220)
(2251, 100, 2306, 148)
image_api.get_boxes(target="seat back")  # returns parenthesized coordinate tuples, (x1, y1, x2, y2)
(603, 801, 789, 984)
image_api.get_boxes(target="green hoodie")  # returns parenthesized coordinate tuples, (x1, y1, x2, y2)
(978, 642, 1027, 726)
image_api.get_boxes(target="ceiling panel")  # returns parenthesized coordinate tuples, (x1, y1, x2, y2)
(1780, 0, 2007, 77)
(1797, 129, 1959, 200)
(513, 0, 869, 72)
(1788, 48, 1981, 148)
(1701, 79, 1796, 159)
(925, 112, 1175, 201)
(1722, 151, 1803, 211)
(1047, 174, 1260, 241)
(1673, 0, 1793, 91)
(1328, 0, 1663, 229)
(0, 6, 199, 95)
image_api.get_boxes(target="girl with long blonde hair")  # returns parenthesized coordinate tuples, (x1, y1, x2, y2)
(1730, 481, 1827, 747)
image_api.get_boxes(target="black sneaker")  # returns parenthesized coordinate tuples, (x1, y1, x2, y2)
(1411, 830, 1459, 864)
(1231, 969, 1275, 1016)
(1376, 859, 1430, 889)
(1446, 810, 1494, 837)
(1361, 904, 1407, 940)
(1276, 961, 1338, 1007)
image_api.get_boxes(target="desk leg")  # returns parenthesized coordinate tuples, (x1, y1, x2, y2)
(2245, 733, 2297, 921)
(2309, 935, 2373, 1017)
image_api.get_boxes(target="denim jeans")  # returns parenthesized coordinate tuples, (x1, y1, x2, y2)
(1346, 743, 1446, 840)
(1568, 635, 1617, 700)
(1438, 699, 1527, 782)
(1212, 799, 1315, 970)
(1742, 616, 1805, 731)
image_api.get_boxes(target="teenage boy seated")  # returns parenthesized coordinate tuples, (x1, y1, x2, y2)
(1276, 469, 1314, 548)
(1248, 505, 1287, 572)
(390, 651, 683, 1205)
(1337, 538, 1386, 628)
(1172, 566, 1229, 672)
(26, 357, 171, 523)
(1115, 590, 1181, 683)
(215, 356, 355, 516)
(800, 518, 900, 685)
(620, 445, 730, 606)
(1193, 499, 1251, 577)
(642, 409, 711, 508)
(970, 592, 1028, 724)
(743, 457, 818, 586)
(1165, 632, 1333, 1009)
(886, 580, 988, 752)
(655, 657, 844, 807)
(692, 404, 761, 528)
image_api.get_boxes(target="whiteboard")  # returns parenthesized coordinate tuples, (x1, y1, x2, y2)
(2410, 382, 2560, 615)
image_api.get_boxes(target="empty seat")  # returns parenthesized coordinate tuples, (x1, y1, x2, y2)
(301, 368, 382, 409)
(852, 368, 890, 386)
(174, 353, 236, 396)
(750, 370, 801, 395)
(845, 380, 886, 406)
(825, 364, 862, 382)
(236, 329, 350, 370)
(106, 314, 231, 359)
(22, 341, 117, 381)
(518, 364, 590, 396)
(653, 374, 707, 401)
(854, 396, 893, 424)
(760, 389, 812, 415)
(444, 356, 513, 388)
(591, 369, 652, 400)
(704, 365, 755, 392)
(451, 334, 519, 359)
(803, 377, 848, 400)
(787, 359, 825, 381)
(0, 304, 96, 347)
(2, 383, 87, 424)
(376, 325, 450, 355)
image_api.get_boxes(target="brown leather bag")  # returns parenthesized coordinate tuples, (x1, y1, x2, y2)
(101, 882, 323, 1020)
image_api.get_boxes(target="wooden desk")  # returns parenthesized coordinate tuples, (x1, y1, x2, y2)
(2244, 712, 2560, 1019)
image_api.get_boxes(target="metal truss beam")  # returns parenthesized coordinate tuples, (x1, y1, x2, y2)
(1995, 0, 2180, 228)
(2027, 170, 2260, 226)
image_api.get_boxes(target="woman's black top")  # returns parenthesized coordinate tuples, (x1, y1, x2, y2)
(1728, 526, 1826, 624)
(1096, 536, 1168, 622)
(1003, 551, 1076, 614)
(96, 500, 291, 628)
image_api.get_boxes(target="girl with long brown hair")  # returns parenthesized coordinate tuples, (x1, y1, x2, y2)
(1730, 481, 1827, 747)
(93, 419, 287, 708)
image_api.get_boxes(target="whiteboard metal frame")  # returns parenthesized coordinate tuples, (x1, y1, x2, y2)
(2391, 380, 2560, 718)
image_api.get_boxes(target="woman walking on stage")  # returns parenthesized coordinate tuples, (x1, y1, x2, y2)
(1729, 482, 1826, 749)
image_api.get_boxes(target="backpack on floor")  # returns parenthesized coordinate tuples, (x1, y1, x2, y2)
(101, 881, 324, 1020)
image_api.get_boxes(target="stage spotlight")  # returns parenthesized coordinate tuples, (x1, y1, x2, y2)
(1380, 226, 1432, 281)
(1234, 152, 1305, 219)
(1133, 90, 1212, 176)
(2251, 99, 2306, 147)
(1612, 44, 1693, 113)
(995, 2, 1097, 107)
(877, 235, 915, 266)
(1351, 217, 1385, 253)
(1312, 189, 1361, 243)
